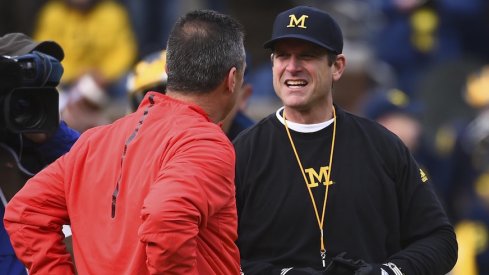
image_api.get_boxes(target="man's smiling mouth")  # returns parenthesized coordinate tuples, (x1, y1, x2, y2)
(285, 80, 307, 88)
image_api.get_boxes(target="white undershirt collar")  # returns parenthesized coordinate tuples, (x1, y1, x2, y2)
(275, 106, 334, 133)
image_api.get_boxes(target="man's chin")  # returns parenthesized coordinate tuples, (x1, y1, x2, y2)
(282, 97, 307, 109)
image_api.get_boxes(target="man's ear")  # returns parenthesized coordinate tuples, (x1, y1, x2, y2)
(332, 54, 346, 82)
(226, 67, 238, 94)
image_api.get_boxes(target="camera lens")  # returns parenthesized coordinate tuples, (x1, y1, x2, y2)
(4, 87, 59, 134)
(11, 95, 45, 130)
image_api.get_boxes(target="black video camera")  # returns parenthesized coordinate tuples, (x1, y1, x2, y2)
(0, 51, 63, 135)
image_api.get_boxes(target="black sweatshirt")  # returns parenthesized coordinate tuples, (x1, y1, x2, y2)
(233, 106, 457, 275)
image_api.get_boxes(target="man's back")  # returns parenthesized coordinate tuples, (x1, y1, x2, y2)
(5, 92, 240, 274)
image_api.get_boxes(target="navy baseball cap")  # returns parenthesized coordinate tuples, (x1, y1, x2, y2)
(264, 6, 343, 54)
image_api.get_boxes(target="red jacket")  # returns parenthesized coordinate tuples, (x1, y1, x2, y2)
(4, 92, 240, 274)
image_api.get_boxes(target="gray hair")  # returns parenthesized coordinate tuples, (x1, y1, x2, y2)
(166, 10, 245, 93)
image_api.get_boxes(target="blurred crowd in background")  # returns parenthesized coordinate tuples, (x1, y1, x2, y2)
(1, 0, 489, 273)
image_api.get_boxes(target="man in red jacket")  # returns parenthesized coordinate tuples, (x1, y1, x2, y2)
(4, 9, 245, 275)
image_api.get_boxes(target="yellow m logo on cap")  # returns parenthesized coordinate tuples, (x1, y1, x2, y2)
(287, 14, 308, 29)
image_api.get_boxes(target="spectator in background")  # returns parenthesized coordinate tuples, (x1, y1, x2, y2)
(34, 0, 137, 132)
(362, 88, 448, 206)
(126, 49, 254, 141)
(34, 0, 136, 88)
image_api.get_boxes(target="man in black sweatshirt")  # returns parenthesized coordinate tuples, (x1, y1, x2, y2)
(234, 5, 457, 275)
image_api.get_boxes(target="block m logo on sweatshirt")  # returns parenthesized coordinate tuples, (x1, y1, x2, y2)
(304, 166, 334, 188)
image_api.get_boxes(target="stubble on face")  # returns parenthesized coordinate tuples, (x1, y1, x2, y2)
(272, 40, 334, 115)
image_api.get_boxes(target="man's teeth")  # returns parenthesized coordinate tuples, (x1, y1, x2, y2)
(285, 80, 307, 87)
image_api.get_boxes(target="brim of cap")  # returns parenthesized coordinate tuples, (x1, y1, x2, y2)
(15, 40, 65, 61)
(263, 34, 339, 54)
(34, 41, 65, 61)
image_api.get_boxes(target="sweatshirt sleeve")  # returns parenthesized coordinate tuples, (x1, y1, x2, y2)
(138, 131, 236, 274)
(3, 154, 75, 275)
(388, 145, 458, 275)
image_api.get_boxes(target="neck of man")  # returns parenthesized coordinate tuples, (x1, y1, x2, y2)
(166, 90, 225, 124)
(283, 104, 334, 124)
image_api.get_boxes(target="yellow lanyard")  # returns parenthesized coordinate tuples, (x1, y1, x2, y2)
(283, 106, 337, 268)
